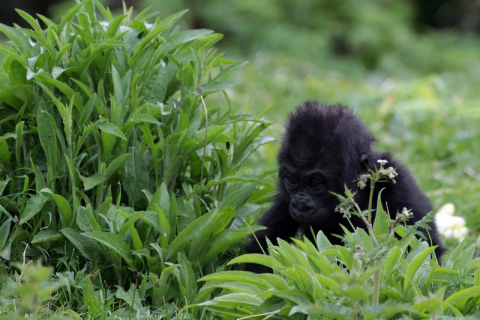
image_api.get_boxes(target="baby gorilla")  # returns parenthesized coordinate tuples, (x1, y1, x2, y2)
(246, 102, 444, 272)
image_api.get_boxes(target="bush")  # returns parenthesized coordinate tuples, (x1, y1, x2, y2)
(0, 0, 273, 317)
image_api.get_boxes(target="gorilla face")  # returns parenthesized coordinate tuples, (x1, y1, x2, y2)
(281, 165, 337, 224)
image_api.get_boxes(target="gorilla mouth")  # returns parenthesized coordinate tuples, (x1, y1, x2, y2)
(290, 206, 316, 222)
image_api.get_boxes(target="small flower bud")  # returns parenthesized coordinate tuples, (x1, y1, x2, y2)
(356, 173, 369, 189)
(103, 279, 108, 291)
(377, 159, 388, 166)
(197, 87, 204, 96)
(401, 207, 413, 217)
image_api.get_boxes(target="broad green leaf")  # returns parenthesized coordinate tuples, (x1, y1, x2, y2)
(199, 293, 263, 307)
(20, 193, 48, 225)
(117, 210, 152, 240)
(60, 228, 103, 262)
(444, 286, 480, 309)
(0, 140, 12, 169)
(228, 253, 278, 269)
(201, 81, 236, 94)
(106, 14, 127, 38)
(203, 228, 261, 263)
(452, 243, 475, 271)
(15, 9, 42, 32)
(124, 148, 149, 206)
(0, 220, 11, 250)
(373, 188, 389, 241)
(79, 173, 105, 191)
(41, 188, 72, 226)
(165, 209, 218, 260)
(218, 180, 259, 211)
(291, 301, 351, 319)
(130, 114, 162, 125)
(178, 252, 197, 302)
(200, 271, 267, 287)
(104, 153, 131, 179)
(97, 121, 127, 140)
(37, 105, 60, 183)
(474, 260, 480, 286)
(269, 289, 314, 306)
(164, 29, 213, 51)
(83, 232, 133, 267)
(31, 229, 62, 244)
(384, 246, 403, 275)
(404, 246, 436, 294)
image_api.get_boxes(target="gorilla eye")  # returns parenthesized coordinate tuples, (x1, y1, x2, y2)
(284, 174, 297, 186)
(308, 178, 322, 190)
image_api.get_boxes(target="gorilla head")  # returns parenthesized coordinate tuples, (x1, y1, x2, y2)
(278, 103, 374, 225)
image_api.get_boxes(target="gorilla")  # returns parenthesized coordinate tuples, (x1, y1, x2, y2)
(246, 101, 444, 272)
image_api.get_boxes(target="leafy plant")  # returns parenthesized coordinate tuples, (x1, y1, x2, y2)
(0, 0, 274, 317)
(198, 163, 480, 319)
(0, 261, 70, 319)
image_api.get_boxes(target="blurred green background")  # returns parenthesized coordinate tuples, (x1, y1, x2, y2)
(1, 0, 479, 242)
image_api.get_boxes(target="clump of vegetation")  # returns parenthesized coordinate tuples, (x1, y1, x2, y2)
(0, 0, 273, 317)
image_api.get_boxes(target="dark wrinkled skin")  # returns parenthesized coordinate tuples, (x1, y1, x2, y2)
(245, 102, 444, 273)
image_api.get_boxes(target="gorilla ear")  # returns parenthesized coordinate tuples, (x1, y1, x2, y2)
(360, 153, 369, 170)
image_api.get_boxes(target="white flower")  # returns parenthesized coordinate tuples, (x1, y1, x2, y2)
(377, 159, 388, 166)
(435, 203, 468, 240)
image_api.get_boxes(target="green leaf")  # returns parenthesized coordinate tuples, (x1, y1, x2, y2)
(36, 105, 60, 183)
(200, 271, 267, 287)
(444, 286, 480, 309)
(82, 232, 133, 268)
(218, 180, 259, 211)
(104, 153, 131, 179)
(373, 188, 389, 241)
(41, 188, 72, 227)
(165, 29, 213, 51)
(200, 293, 263, 307)
(228, 253, 278, 269)
(452, 243, 475, 271)
(165, 209, 218, 260)
(79, 173, 105, 191)
(203, 228, 262, 263)
(403, 246, 436, 294)
(31, 230, 63, 244)
(20, 193, 48, 225)
(0, 220, 11, 250)
(291, 301, 351, 319)
(384, 246, 403, 275)
(60, 228, 103, 262)
(97, 121, 127, 140)
(201, 81, 236, 94)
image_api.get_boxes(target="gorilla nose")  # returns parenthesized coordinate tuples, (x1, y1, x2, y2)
(291, 199, 314, 211)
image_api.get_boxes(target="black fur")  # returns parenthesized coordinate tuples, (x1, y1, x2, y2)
(245, 102, 444, 273)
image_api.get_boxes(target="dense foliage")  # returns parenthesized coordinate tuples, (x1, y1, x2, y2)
(0, 1, 273, 318)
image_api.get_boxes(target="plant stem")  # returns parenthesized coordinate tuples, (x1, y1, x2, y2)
(372, 259, 381, 305)
(368, 181, 375, 223)
(199, 90, 208, 198)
